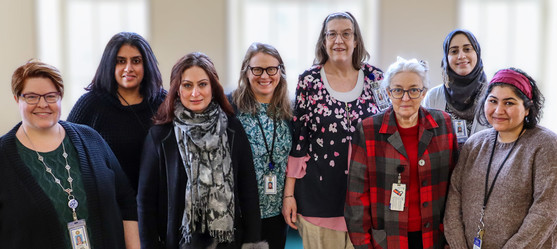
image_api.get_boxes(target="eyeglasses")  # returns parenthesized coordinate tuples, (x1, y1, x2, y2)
(248, 66, 281, 76)
(388, 88, 424, 99)
(20, 92, 61, 104)
(325, 31, 354, 41)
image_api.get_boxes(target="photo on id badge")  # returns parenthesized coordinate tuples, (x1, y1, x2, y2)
(69, 220, 90, 249)
(265, 175, 277, 195)
(453, 119, 468, 143)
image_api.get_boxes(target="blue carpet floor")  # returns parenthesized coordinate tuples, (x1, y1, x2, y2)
(284, 227, 303, 249)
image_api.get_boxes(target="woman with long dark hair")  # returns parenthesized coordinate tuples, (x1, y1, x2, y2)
(68, 32, 166, 192)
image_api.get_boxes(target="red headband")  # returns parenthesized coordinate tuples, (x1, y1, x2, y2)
(489, 69, 532, 99)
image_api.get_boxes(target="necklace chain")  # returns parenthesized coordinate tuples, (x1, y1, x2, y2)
(22, 125, 79, 220)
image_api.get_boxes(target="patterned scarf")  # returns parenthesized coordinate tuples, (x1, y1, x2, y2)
(442, 29, 487, 113)
(173, 100, 235, 245)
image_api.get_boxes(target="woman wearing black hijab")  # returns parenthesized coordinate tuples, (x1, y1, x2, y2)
(423, 29, 489, 144)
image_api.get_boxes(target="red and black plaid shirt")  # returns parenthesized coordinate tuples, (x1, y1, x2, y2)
(345, 107, 457, 249)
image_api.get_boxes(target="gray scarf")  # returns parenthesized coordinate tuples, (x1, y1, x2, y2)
(173, 100, 235, 245)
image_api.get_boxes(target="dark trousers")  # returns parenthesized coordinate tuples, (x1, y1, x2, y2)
(261, 214, 288, 249)
(408, 231, 423, 249)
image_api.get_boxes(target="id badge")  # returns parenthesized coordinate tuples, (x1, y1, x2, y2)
(389, 183, 406, 211)
(473, 237, 482, 249)
(264, 174, 277, 195)
(68, 219, 91, 249)
(453, 119, 469, 144)
(372, 87, 390, 111)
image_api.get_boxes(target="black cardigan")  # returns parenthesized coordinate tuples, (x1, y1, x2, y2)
(0, 121, 137, 249)
(137, 115, 262, 249)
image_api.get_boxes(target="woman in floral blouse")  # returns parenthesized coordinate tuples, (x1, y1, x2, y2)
(282, 11, 389, 249)
(231, 42, 292, 249)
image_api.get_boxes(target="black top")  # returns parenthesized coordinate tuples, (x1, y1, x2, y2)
(137, 115, 262, 249)
(67, 90, 166, 192)
(0, 121, 137, 249)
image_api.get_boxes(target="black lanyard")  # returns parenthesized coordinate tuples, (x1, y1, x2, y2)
(482, 128, 524, 209)
(255, 115, 277, 171)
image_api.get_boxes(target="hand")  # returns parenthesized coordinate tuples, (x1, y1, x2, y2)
(282, 196, 298, 230)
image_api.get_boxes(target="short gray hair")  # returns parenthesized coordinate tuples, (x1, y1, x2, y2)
(381, 57, 430, 90)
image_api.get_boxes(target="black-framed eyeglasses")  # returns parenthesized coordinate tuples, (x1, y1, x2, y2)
(388, 88, 424, 99)
(325, 31, 354, 41)
(248, 66, 281, 76)
(20, 92, 61, 104)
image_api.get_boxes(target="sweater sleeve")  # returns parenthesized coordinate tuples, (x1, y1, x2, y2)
(290, 71, 312, 159)
(67, 93, 97, 126)
(232, 119, 262, 244)
(137, 129, 164, 248)
(501, 136, 557, 248)
(345, 122, 373, 249)
(444, 142, 471, 249)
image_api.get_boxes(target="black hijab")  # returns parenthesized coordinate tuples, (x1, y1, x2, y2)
(442, 29, 486, 112)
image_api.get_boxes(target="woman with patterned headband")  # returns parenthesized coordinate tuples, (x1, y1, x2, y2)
(444, 68, 557, 248)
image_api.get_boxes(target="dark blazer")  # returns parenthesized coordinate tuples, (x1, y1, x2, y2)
(0, 121, 137, 249)
(137, 115, 262, 249)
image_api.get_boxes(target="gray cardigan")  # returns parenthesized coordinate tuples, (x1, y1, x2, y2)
(444, 126, 557, 248)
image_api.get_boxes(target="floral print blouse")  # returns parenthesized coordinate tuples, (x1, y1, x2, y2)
(290, 63, 386, 217)
(237, 103, 292, 219)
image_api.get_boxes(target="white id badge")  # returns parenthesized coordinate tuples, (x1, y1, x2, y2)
(473, 237, 482, 249)
(389, 183, 406, 211)
(264, 174, 277, 195)
(453, 119, 469, 144)
(68, 219, 91, 249)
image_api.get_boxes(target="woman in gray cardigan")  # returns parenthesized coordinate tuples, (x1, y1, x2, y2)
(444, 68, 557, 248)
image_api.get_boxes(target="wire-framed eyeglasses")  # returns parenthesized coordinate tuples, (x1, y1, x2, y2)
(388, 88, 424, 99)
(248, 66, 281, 76)
(20, 92, 61, 104)
(325, 31, 354, 41)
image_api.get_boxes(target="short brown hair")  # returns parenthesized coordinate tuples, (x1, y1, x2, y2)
(11, 59, 64, 97)
(154, 52, 233, 124)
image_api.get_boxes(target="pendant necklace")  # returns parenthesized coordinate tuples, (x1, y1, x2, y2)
(22, 125, 79, 221)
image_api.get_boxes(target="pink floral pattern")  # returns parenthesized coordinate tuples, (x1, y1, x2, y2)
(290, 63, 386, 217)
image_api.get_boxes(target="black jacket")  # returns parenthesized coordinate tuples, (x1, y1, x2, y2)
(137, 115, 262, 249)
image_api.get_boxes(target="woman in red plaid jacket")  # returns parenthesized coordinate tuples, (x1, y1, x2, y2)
(345, 57, 458, 249)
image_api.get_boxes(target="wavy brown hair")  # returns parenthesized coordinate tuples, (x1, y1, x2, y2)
(313, 11, 369, 70)
(154, 52, 234, 124)
(232, 42, 292, 120)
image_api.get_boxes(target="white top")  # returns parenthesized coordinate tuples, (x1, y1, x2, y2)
(320, 67, 364, 102)
(423, 84, 489, 135)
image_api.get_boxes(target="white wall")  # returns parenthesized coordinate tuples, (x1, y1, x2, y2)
(0, 0, 36, 133)
(376, 0, 457, 86)
(150, 0, 228, 90)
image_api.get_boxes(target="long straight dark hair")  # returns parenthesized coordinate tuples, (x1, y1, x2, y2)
(87, 32, 164, 101)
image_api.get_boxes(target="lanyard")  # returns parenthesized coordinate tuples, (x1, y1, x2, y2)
(483, 128, 524, 209)
(255, 114, 277, 171)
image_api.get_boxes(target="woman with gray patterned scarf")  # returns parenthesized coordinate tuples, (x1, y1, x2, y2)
(423, 29, 490, 145)
(137, 52, 267, 249)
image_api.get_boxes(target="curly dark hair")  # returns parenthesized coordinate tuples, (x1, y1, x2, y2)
(476, 67, 544, 129)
